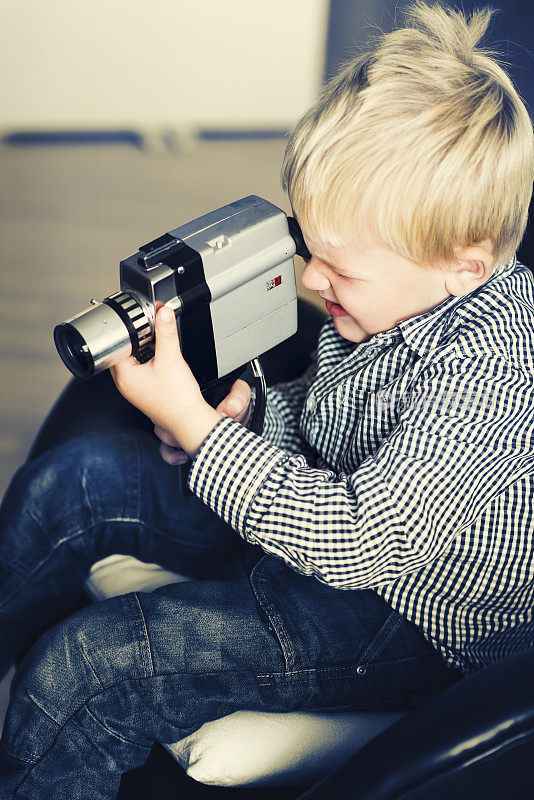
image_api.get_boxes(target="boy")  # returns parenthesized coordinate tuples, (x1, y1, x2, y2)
(1, 2, 534, 797)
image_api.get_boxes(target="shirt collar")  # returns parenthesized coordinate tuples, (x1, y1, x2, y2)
(376, 254, 518, 357)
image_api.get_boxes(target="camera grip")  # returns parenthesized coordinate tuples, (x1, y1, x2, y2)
(246, 359, 267, 436)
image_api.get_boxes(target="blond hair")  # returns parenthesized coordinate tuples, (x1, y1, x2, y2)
(282, 1, 534, 269)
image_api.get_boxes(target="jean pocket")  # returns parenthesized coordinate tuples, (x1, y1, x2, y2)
(248, 554, 409, 674)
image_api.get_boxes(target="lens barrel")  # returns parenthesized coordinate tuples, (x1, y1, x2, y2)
(53, 292, 152, 379)
(53, 323, 96, 379)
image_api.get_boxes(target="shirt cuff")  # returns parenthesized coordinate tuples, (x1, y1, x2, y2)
(187, 415, 288, 534)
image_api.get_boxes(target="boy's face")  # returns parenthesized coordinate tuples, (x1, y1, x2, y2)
(301, 235, 453, 343)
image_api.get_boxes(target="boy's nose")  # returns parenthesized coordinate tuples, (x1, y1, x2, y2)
(301, 258, 331, 292)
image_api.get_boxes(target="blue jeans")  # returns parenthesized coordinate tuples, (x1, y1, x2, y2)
(0, 430, 460, 799)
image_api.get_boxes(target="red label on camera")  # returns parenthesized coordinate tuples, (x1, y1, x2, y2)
(266, 275, 282, 291)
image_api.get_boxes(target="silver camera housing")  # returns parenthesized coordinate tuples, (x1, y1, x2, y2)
(54, 196, 301, 386)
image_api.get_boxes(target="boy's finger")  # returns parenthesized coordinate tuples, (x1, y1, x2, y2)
(159, 442, 188, 465)
(216, 379, 251, 418)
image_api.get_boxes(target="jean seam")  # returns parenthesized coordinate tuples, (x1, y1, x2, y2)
(249, 558, 297, 672)
(78, 632, 106, 689)
(27, 693, 61, 726)
(358, 610, 404, 664)
(83, 704, 144, 747)
(80, 470, 95, 527)
(258, 590, 297, 671)
(0, 743, 37, 766)
(130, 592, 154, 678)
(255, 649, 445, 680)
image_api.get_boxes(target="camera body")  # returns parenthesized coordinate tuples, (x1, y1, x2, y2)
(122, 195, 298, 387)
(54, 195, 309, 391)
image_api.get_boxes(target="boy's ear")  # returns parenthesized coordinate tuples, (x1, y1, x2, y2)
(444, 239, 496, 296)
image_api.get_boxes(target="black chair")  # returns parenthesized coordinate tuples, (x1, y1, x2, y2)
(25, 296, 534, 799)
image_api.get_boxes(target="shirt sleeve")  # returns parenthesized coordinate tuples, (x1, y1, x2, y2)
(260, 353, 318, 456)
(188, 353, 534, 590)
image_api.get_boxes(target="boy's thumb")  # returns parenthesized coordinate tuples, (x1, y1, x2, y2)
(217, 379, 251, 418)
(154, 305, 180, 361)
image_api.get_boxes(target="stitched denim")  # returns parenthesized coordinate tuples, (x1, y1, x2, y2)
(0, 430, 461, 799)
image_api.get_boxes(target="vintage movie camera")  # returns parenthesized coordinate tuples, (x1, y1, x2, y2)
(54, 195, 311, 438)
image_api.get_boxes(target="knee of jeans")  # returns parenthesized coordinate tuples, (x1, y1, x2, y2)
(10, 433, 139, 538)
(5, 595, 149, 760)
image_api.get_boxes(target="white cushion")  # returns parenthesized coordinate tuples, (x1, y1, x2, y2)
(86, 553, 192, 600)
(164, 708, 403, 787)
(86, 555, 404, 787)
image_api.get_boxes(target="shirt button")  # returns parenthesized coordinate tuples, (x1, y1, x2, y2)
(306, 396, 317, 413)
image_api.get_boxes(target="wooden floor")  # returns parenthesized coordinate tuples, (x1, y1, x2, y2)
(0, 138, 318, 727)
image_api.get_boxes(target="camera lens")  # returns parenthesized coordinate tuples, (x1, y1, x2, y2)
(54, 323, 95, 379)
(54, 292, 152, 378)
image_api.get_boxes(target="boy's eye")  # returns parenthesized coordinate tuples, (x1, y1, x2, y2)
(327, 265, 353, 279)
(302, 257, 358, 280)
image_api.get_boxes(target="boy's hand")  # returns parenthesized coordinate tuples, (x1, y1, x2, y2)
(155, 379, 252, 465)
(110, 304, 224, 458)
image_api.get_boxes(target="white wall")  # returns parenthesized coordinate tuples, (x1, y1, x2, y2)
(0, 0, 329, 130)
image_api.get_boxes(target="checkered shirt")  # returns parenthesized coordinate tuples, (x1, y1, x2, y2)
(189, 255, 534, 674)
